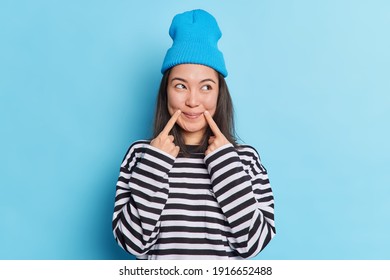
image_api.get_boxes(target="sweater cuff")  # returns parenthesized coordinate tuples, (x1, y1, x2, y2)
(140, 144, 176, 174)
(204, 143, 234, 163)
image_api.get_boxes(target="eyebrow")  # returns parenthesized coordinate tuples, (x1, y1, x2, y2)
(170, 77, 217, 84)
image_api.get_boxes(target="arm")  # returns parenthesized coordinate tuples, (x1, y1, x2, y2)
(112, 142, 175, 257)
(205, 144, 275, 258)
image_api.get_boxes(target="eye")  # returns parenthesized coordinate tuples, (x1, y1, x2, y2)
(175, 83, 186, 90)
(201, 85, 212, 91)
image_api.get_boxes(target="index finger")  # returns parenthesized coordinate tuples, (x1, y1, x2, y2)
(161, 110, 181, 135)
(204, 111, 222, 136)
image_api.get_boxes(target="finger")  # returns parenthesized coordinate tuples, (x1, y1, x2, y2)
(161, 110, 181, 136)
(173, 145, 180, 156)
(168, 145, 180, 157)
(204, 111, 222, 136)
(208, 136, 215, 144)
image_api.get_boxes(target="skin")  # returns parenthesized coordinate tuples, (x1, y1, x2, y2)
(203, 110, 229, 156)
(167, 64, 219, 145)
(150, 109, 182, 158)
(151, 64, 230, 157)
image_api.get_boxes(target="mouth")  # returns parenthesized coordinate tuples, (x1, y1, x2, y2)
(182, 112, 203, 120)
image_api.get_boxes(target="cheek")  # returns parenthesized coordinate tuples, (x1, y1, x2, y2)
(167, 91, 183, 114)
(203, 95, 218, 113)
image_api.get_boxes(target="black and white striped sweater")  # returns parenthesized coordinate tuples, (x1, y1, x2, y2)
(112, 140, 275, 260)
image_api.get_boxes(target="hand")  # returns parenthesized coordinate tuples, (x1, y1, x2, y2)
(204, 111, 230, 156)
(150, 110, 181, 158)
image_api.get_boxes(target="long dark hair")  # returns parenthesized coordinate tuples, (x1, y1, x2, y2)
(152, 68, 238, 155)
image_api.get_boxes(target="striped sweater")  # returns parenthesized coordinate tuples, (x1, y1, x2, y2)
(112, 140, 275, 260)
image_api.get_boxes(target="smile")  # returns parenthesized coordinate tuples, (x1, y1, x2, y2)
(183, 112, 202, 119)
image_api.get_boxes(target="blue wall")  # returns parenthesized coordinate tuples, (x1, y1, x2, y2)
(1, 0, 389, 259)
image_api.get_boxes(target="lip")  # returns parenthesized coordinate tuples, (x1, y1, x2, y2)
(182, 112, 203, 119)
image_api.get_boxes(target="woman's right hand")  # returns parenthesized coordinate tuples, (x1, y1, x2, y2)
(150, 110, 181, 158)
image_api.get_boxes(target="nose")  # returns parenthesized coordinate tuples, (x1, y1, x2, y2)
(185, 90, 200, 108)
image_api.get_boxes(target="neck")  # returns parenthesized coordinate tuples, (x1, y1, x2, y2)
(182, 130, 205, 145)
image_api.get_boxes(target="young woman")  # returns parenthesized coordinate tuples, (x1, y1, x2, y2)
(112, 9, 275, 260)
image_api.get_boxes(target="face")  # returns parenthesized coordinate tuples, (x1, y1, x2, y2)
(167, 64, 219, 145)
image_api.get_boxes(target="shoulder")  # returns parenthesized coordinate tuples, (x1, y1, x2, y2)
(236, 144, 267, 173)
(127, 140, 151, 151)
(121, 140, 151, 163)
(236, 144, 261, 160)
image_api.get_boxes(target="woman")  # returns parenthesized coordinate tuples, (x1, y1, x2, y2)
(112, 9, 275, 260)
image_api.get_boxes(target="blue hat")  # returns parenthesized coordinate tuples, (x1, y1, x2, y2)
(161, 9, 228, 77)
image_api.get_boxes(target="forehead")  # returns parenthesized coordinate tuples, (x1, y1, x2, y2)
(169, 64, 219, 82)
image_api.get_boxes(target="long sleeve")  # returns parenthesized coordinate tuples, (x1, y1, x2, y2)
(204, 143, 275, 258)
(112, 141, 175, 257)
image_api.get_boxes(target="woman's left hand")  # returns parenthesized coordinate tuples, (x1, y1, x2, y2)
(204, 111, 230, 156)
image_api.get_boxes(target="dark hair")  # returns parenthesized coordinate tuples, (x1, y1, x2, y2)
(152, 68, 238, 155)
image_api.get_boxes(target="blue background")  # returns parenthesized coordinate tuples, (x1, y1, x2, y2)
(1, 0, 389, 260)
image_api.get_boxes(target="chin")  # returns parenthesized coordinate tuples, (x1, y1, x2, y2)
(180, 122, 206, 134)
